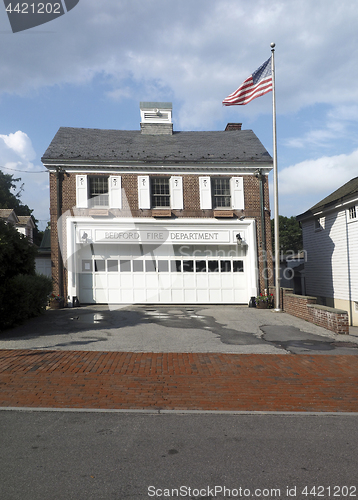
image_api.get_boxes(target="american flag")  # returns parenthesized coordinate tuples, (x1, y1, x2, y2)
(222, 57, 272, 106)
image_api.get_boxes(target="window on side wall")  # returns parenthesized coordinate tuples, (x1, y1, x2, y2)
(212, 178, 231, 208)
(151, 177, 170, 208)
(89, 176, 109, 207)
(314, 217, 323, 231)
(349, 205, 357, 221)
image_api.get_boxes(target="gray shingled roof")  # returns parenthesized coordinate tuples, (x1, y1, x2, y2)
(0, 209, 15, 218)
(297, 177, 358, 220)
(17, 215, 35, 227)
(41, 127, 272, 165)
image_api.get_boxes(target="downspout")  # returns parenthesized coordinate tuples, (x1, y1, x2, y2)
(255, 169, 269, 292)
(56, 167, 64, 300)
(345, 209, 353, 326)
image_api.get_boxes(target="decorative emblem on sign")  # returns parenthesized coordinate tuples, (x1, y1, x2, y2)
(79, 229, 92, 243)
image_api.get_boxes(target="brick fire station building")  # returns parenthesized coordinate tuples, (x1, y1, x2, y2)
(42, 102, 273, 306)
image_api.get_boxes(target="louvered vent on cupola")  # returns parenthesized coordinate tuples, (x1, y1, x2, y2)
(140, 102, 173, 135)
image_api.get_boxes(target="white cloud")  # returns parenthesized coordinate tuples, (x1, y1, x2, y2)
(279, 149, 358, 196)
(0, 131, 36, 161)
(272, 149, 358, 217)
(0, 131, 49, 228)
(1, 0, 358, 129)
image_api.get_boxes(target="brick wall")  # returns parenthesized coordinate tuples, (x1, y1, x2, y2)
(273, 287, 349, 335)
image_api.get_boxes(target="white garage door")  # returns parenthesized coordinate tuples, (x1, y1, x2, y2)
(77, 244, 249, 304)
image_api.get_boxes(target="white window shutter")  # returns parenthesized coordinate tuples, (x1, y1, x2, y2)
(170, 176, 183, 210)
(109, 176, 122, 208)
(76, 175, 88, 208)
(138, 175, 151, 209)
(231, 177, 245, 210)
(199, 176, 212, 209)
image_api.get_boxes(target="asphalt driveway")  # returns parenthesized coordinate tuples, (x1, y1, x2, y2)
(1, 304, 358, 354)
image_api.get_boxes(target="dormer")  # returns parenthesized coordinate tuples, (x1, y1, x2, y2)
(140, 102, 173, 135)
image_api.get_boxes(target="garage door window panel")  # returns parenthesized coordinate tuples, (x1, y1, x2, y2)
(233, 260, 244, 272)
(133, 260, 144, 272)
(208, 260, 219, 272)
(145, 260, 157, 272)
(220, 260, 232, 272)
(170, 260, 182, 272)
(94, 260, 105, 272)
(158, 260, 169, 272)
(120, 260, 131, 272)
(107, 260, 118, 272)
(196, 260, 207, 272)
(183, 260, 194, 272)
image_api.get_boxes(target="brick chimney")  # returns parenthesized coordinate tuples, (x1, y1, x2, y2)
(225, 123, 242, 131)
(140, 102, 173, 135)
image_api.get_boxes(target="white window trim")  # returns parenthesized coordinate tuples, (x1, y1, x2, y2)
(109, 176, 122, 209)
(200, 176, 245, 211)
(199, 176, 212, 209)
(76, 174, 122, 209)
(170, 176, 184, 210)
(138, 175, 151, 209)
(138, 176, 184, 210)
(347, 205, 358, 223)
(314, 217, 324, 232)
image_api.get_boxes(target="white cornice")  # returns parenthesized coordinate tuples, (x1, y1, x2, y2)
(43, 161, 272, 175)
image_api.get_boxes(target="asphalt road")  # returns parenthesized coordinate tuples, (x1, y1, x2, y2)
(1, 410, 357, 500)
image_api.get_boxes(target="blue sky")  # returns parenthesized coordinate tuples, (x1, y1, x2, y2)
(1, 0, 358, 230)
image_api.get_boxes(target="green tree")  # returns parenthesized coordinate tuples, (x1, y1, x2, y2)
(271, 215, 303, 254)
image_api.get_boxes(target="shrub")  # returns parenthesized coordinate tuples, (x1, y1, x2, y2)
(0, 219, 37, 279)
(0, 274, 53, 330)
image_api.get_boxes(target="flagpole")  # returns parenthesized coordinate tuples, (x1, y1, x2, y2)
(271, 42, 281, 311)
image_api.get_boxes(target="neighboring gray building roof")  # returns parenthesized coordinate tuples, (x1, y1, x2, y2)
(297, 177, 358, 220)
(41, 127, 272, 166)
(38, 227, 51, 253)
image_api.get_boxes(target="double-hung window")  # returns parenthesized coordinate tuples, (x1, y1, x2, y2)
(212, 178, 231, 208)
(151, 177, 170, 208)
(349, 206, 357, 220)
(89, 176, 109, 207)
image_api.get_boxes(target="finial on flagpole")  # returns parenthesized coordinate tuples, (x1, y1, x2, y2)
(271, 42, 275, 51)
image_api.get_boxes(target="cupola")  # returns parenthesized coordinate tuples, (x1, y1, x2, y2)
(140, 102, 173, 135)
